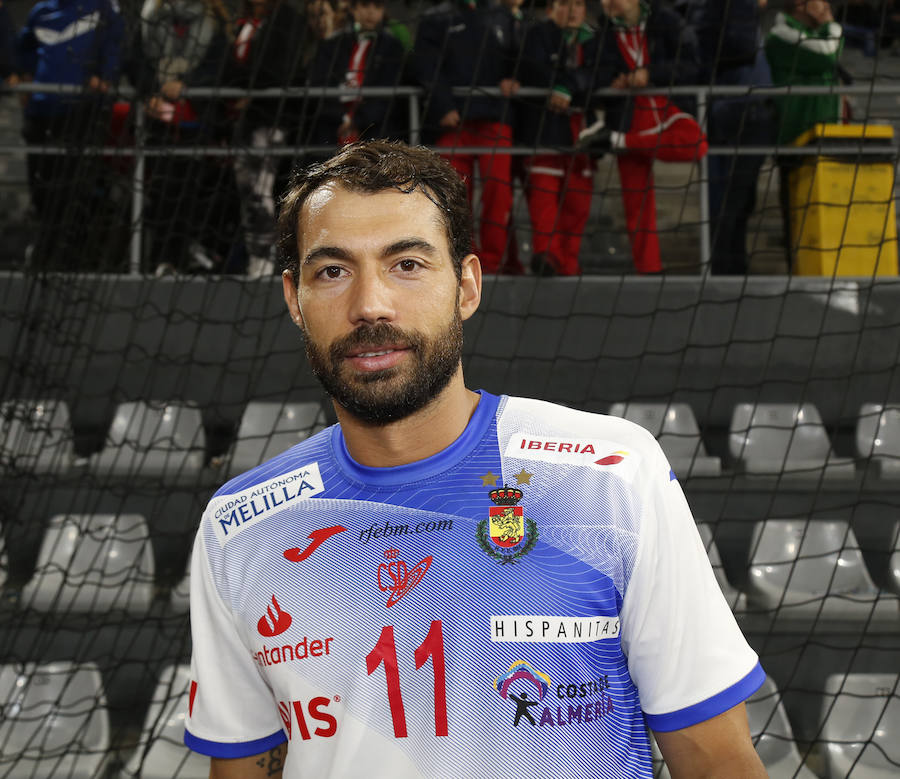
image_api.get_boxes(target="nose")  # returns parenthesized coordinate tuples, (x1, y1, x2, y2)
(347, 265, 395, 326)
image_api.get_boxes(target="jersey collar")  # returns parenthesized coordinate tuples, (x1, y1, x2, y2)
(331, 390, 499, 487)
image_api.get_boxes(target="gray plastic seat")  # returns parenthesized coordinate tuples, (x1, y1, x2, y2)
(0, 661, 110, 778)
(90, 401, 206, 481)
(119, 665, 207, 778)
(225, 401, 327, 477)
(609, 402, 721, 477)
(747, 677, 816, 778)
(696, 522, 745, 612)
(855, 403, 900, 477)
(729, 402, 855, 478)
(21, 514, 155, 614)
(746, 519, 898, 620)
(170, 556, 190, 614)
(0, 398, 75, 475)
(821, 673, 900, 778)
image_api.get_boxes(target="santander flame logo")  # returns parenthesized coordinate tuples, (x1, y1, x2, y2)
(258, 595, 293, 637)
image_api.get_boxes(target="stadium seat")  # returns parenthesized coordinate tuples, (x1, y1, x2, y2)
(855, 403, 900, 477)
(821, 673, 900, 778)
(747, 677, 816, 778)
(0, 398, 75, 475)
(608, 402, 721, 477)
(746, 519, 899, 620)
(224, 400, 328, 477)
(170, 556, 190, 614)
(696, 522, 745, 611)
(119, 664, 207, 779)
(0, 661, 110, 778)
(728, 402, 855, 477)
(21, 514, 155, 614)
(89, 401, 206, 481)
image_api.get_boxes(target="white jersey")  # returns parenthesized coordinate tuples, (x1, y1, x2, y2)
(185, 392, 763, 778)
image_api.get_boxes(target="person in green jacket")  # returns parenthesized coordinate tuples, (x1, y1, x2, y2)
(766, 0, 844, 145)
(765, 0, 844, 269)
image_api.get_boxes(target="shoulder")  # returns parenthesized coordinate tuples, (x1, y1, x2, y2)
(499, 396, 663, 461)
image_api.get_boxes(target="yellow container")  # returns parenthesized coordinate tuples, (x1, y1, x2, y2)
(789, 123, 898, 276)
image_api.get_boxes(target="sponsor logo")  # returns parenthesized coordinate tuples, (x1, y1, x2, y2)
(376, 549, 432, 607)
(359, 518, 453, 545)
(505, 434, 640, 479)
(253, 636, 334, 668)
(189, 680, 197, 717)
(493, 661, 615, 729)
(476, 486, 538, 564)
(490, 615, 621, 643)
(209, 463, 325, 547)
(284, 525, 347, 562)
(278, 697, 338, 740)
(257, 595, 292, 637)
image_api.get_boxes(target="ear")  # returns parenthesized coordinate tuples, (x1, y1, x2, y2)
(282, 269, 305, 330)
(458, 253, 482, 322)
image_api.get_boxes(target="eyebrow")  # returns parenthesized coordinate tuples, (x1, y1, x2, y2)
(303, 237, 440, 266)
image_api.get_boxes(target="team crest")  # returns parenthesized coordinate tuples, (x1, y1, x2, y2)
(477, 486, 538, 564)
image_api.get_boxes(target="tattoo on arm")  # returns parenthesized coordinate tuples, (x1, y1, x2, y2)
(254, 744, 287, 776)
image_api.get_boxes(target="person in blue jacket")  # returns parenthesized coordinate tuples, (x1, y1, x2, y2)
(412, 0, 521, 274)
(17, 0, 124, 269)
(690, 0, 775, 275)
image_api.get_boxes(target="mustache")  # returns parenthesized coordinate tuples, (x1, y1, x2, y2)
(328, 323, 423, 361)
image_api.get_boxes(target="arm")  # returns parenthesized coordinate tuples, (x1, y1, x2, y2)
(210, 742, 287, 778)
(654, 702, 767, 779)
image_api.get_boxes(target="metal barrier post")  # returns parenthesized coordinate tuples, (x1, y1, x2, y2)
(409, 94, 420, 146)
(696, 89, 711, 273)
(129, 101, 145, 275)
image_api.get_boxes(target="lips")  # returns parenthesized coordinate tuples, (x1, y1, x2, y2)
(342, 343, 411, 372)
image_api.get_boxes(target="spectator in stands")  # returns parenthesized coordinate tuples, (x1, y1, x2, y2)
(306, 0, 409, 148)
(518, 0, 598, 276)
(16, 0, 124, 270)
(226, 0, 308, 277)
(413, 0, 521, 274)
(692, 0, 776, 275)
(578, 0, 707, 275)
(134, 0, 236, 275)
(766, 0, 843, 270)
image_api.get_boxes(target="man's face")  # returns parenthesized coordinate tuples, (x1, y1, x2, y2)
(550, 0, 587, 29)
(351, 1, 385, 31)
(283, 185, 480, 425)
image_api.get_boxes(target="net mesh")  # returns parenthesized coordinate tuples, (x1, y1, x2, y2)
(1, 0, 899, 777)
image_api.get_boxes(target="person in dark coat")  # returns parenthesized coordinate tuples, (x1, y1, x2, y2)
(517, 0, 598, 275)
(412, 0, 520, 273)
(306, 0, 409, 147)
(226, 0, 309, 276)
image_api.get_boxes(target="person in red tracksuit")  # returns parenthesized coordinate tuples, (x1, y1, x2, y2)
(580, 0, 706, 274)
(413, 0, 521, 273)
(518, 0, 598, 276)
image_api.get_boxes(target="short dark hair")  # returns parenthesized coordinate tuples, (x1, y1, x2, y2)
(278, 140, 473, 286)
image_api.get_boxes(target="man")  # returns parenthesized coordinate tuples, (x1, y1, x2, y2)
(579, 0, 707, 274)
(306, 0, 409, 147)
(518, 0, 598, 276)
(766, 0, 843, 268)
(412, 0, 520, 273)
(184, 140, 768, 778)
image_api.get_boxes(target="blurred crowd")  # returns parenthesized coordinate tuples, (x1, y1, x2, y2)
(0, 0, 883, 276)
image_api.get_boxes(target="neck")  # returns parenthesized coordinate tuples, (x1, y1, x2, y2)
(621, 5, 641, 25)
(334, 369, 481, 468)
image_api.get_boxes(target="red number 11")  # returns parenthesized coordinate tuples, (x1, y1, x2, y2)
(366, 619, 448, 738)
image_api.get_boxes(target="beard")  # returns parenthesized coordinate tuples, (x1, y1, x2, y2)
(304, 308, 464, 425)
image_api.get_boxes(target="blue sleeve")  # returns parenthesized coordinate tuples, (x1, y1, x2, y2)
(184, 727, 287, 758)
(99, 0, 124, 83)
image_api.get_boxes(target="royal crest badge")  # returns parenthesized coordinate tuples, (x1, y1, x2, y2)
(477, 486, 538, 564)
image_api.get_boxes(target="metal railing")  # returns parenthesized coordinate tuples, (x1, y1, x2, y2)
(1, 82, 897, 274)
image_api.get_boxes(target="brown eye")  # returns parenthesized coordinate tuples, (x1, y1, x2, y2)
(397, 259, 419, 272)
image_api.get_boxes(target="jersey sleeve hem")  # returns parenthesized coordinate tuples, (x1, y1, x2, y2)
(644, 662, 766, 733)
(184, 728, 287, 758)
